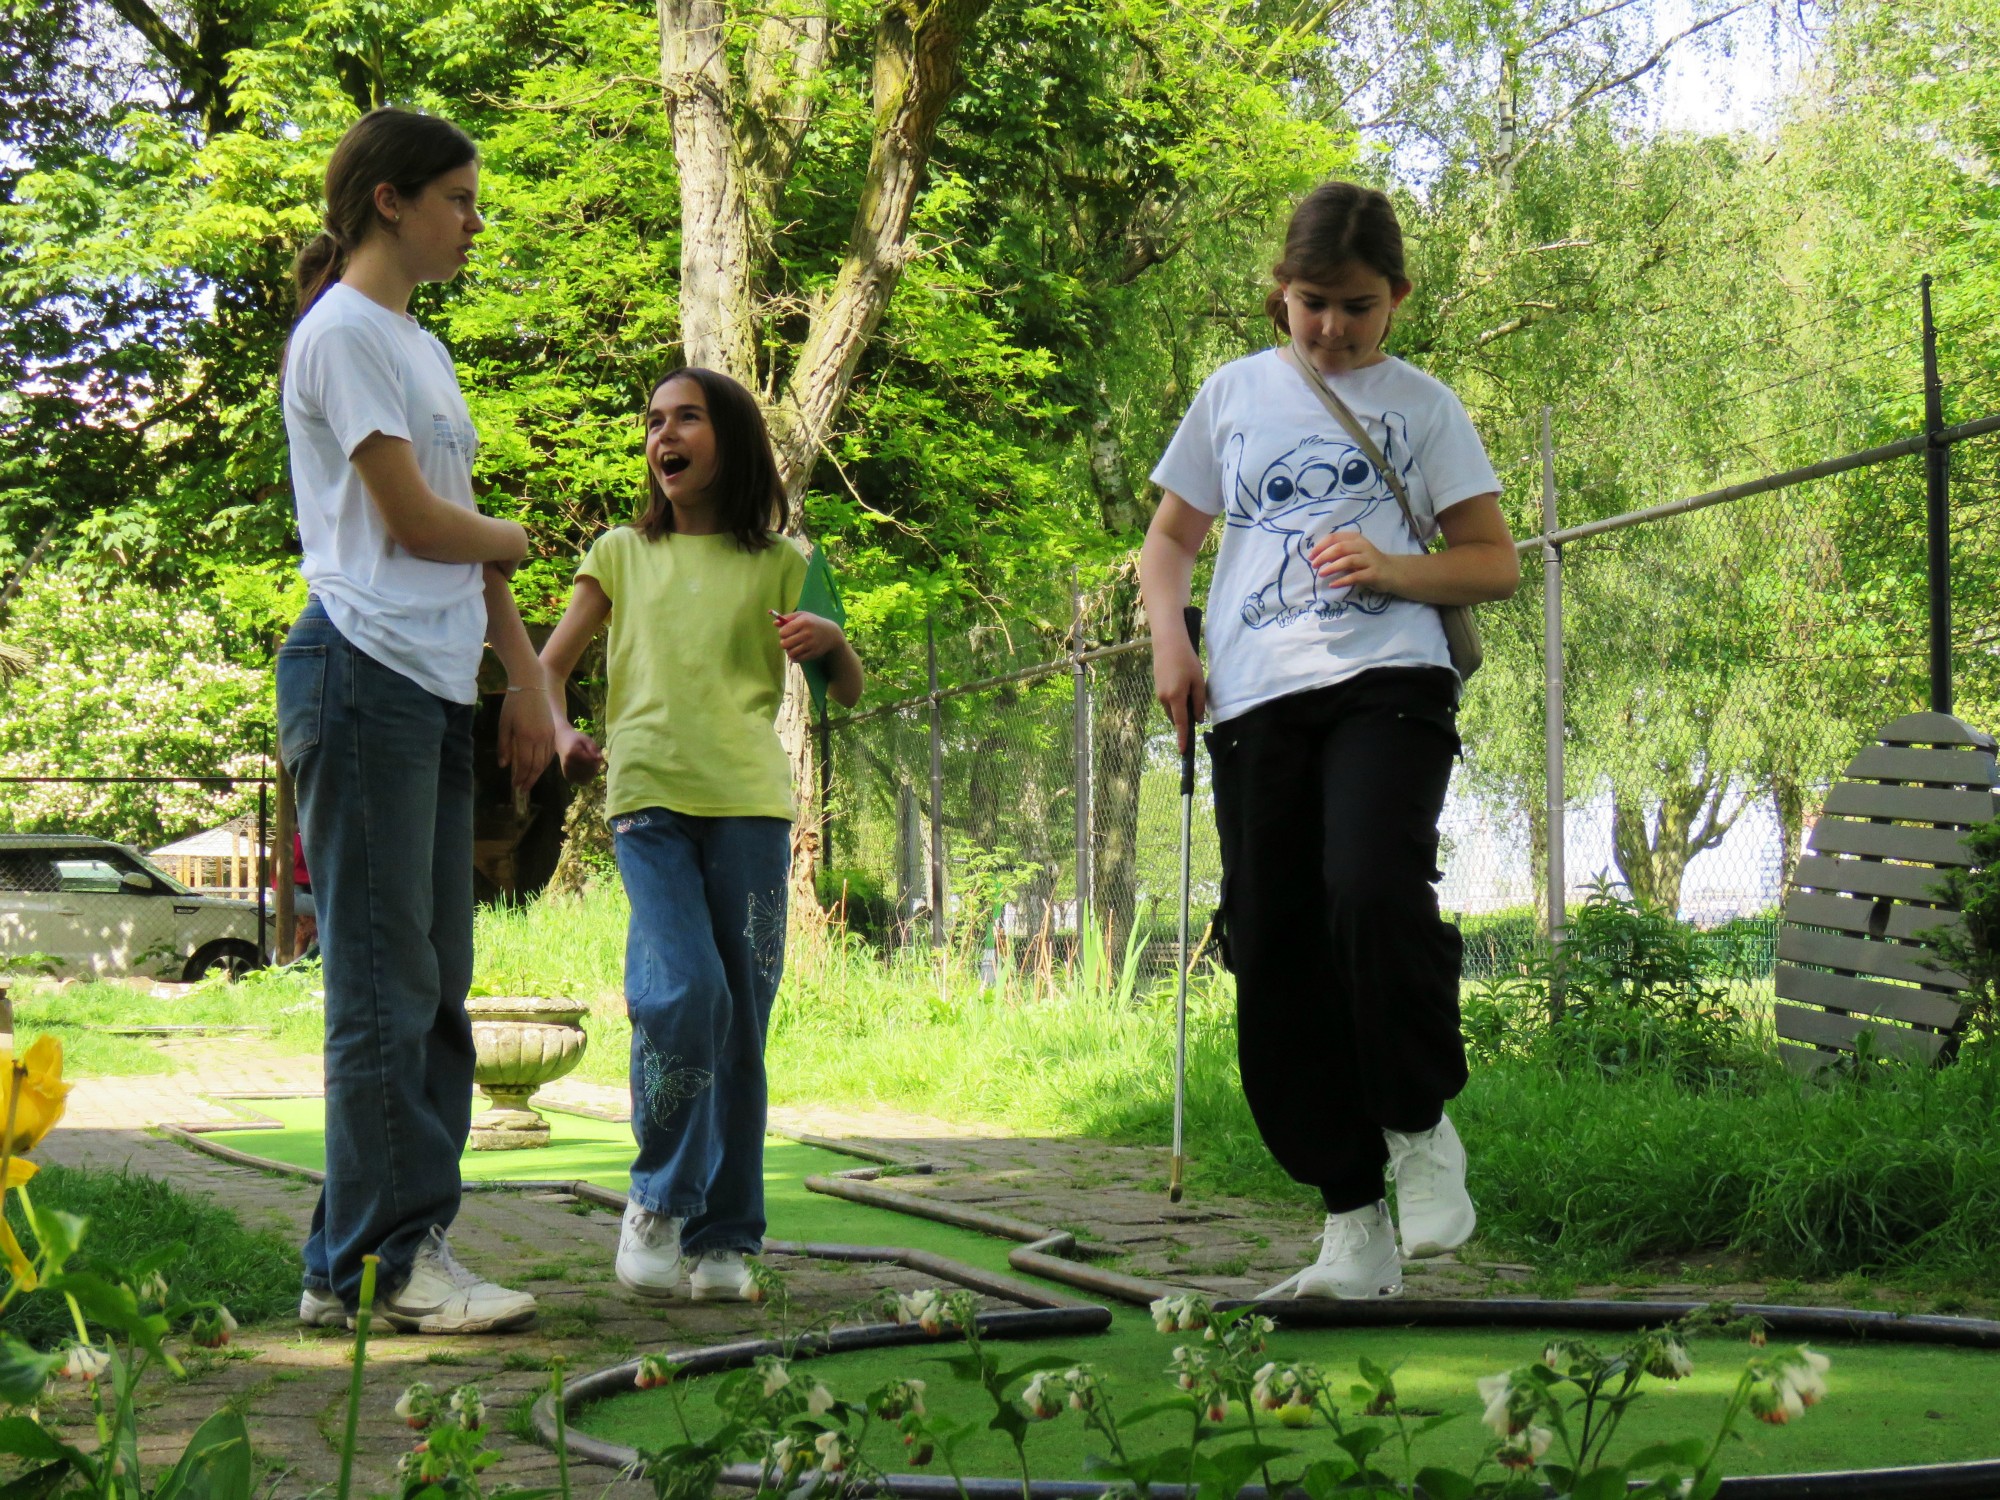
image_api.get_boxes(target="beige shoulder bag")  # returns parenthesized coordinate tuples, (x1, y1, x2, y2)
(1278, 343, 1484, 680)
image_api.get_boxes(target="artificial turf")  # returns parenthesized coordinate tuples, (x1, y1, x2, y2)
(200, 1101, 2000, 1477)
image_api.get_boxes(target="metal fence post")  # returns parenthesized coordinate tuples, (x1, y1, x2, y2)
(927, 612, 945, 947)
(1922, 273, 1951, 715)
(1541, 406, 1565, 1022)
(1072, 576, 1092, 922)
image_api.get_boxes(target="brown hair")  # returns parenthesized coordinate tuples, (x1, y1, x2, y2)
(290, 108, 480, 325)
(1264, 181, 1410, 338)
(637, 368, 788, 551)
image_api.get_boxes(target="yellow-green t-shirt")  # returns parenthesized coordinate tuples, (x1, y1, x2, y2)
(578, 527, 809, 822)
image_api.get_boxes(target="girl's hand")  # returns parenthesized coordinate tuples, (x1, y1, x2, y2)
(773, 610, 845, 663)
(553, 722, 605, 784)
(1309, 529, 1408, 596)
(498, 686, 556, 793)
(1153, 644, 1207, 754)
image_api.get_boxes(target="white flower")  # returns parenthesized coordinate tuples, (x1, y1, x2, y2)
(759, 1359, 792, 1399)
(1496, 1424, 1553, 1471)
(1150, 1296, 1178, 1334)
(62, 1345, 110, 1382)
(1643, 1337, 1693, 1381)
(1778, 1347, 1830, 1408)
(1065, 1367, 1098, 1411)
(1021, 1372, 1063, 1419)
(896, 1289, 947, 1335)
(808, 1382, 836, 1416)
(767, 1436, 805, 1482)
(1750, 1377, 1806, 1426)
(448, 1384, 484, 1430)
(813, 1429, 847, 1473)
(1477, 1372, 1521, 1436)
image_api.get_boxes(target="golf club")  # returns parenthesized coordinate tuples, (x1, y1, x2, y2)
(1169, 603, 1202, 1205)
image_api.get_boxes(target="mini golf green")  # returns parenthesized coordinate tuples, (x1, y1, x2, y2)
(199, 1102, 2000, 1477)
(573, 1325, 2000, 1475)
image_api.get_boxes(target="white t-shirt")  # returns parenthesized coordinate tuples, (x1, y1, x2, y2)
(282, 282, 487, 704)
(1151, 348, 1500, 723)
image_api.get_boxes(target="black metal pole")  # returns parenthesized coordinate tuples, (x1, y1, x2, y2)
(1923, 273, 1951, 715)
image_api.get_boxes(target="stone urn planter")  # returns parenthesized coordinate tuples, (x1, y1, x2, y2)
(464, 995, 589, 1149)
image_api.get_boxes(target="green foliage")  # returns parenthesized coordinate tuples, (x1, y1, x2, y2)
(1463, 881, 1765, 1089)
(814, 867, 893, 948)
(0, 570, 271, 847)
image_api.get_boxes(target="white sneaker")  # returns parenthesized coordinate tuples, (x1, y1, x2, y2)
(1386, 1113, 1477, 1259)
(687, 1249, 754, 1302)
(298, 1286, 345, 1327)
(615, 1202, 686, 1300)
(1291, 1201, 1404, 1300)
(374, 1227, 538, 1334)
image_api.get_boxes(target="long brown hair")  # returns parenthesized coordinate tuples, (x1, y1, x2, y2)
(290, 108, 479, 325)
(1265, 181, 1410, 338)
(637, 368, 788, 552)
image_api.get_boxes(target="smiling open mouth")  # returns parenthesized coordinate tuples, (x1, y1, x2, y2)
(658, 455, 690, 477)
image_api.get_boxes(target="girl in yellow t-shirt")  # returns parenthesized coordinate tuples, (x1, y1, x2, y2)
(539, 367, 863, 1301)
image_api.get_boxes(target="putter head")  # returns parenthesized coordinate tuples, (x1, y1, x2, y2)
(1168, 1155, 1184, 1204)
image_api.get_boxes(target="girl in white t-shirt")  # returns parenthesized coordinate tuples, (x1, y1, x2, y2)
(277, 108, 551, 1335)
(1139, 181, 1521, 1299)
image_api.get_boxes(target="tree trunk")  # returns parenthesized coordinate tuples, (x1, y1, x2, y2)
(658, 0, 997, 906)
(1771, 774, 1810, 894)
(1610, 767, 1751, 914)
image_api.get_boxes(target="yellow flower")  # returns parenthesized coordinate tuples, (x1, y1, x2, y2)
(0, 1036, 71, 1156)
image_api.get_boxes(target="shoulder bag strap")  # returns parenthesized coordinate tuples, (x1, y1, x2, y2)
(1277, 342, 1431, 551)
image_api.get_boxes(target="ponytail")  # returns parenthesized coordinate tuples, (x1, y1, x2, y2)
(292, 230, 349, 322)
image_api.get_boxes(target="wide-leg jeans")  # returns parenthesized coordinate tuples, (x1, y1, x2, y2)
(277, 598, 476, 1305)
(612, 807, 790, 1256)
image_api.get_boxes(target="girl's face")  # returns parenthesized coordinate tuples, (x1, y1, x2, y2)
(646, 376, 720, 515)
(1281, 263, 1411, 376)
(382, 163, 484, 285)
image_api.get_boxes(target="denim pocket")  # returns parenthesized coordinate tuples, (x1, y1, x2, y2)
(276, 645, 327, 770)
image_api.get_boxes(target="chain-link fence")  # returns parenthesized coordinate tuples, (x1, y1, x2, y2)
(821, 315, 2000, 998)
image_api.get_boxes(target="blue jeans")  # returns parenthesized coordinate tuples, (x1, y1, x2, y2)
(276, 598, 476, 1305)
(613, 808, 790, 1255)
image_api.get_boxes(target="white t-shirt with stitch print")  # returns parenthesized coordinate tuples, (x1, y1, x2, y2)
(1150, 347, 1500, 724)
(282, 281, 487, 705)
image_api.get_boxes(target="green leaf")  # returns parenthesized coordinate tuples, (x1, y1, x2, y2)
(151, 1409, 254, 1500)
(1414, 1467, 1476, 1500)
(0, 1419, 78, 1468)
(1119, 1396, 1199, 1425)
(1625, 1439, 1707, 1470)
(1192, 1444, 1293, 1500)
(1297, 1457, 1359, 1500)
(20, 1209, 87, 1273)
(995, 1354, 1075, 1387)
(1572, 1467, 1631, 1500)
(0, 1341, 64, 1409)
(0, 1461, 73, 1500)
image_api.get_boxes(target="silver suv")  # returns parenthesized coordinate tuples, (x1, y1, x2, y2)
(0, 834, 270, 981)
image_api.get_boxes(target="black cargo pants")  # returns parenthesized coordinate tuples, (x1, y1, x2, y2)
(1206, 665, 1469, 1213)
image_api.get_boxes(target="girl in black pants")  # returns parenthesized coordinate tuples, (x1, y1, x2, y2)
(1139, 182, 1520, 1298)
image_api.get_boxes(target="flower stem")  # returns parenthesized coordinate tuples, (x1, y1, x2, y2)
(337, 1255, 378, 1500)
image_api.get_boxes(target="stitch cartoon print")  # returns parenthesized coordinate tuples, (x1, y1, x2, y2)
(1225, 413, 1413, 630)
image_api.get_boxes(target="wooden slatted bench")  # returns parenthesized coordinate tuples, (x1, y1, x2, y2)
(1775, 711, 1997, 1074)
